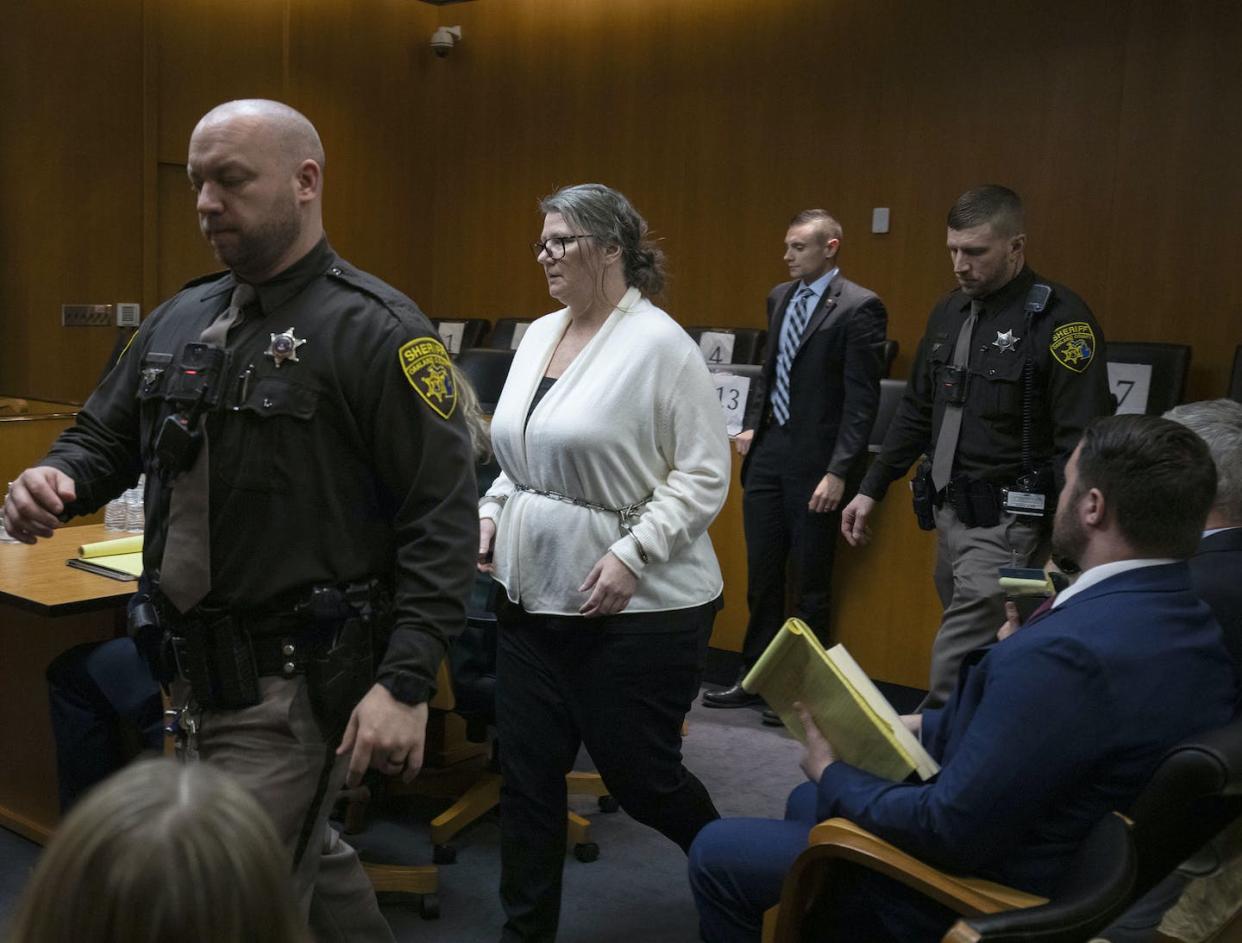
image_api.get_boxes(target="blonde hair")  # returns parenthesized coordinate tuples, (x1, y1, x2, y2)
(6, 759, 306, 943)
(452, 361, 493, 464)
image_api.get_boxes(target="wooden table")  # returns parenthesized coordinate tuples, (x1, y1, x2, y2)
(0, 523, 135, 842)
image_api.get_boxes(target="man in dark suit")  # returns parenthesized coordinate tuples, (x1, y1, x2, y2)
(1099, 399, 1242, 943)
(690, 414, 1237, 942)
(703, 210, 886, 715)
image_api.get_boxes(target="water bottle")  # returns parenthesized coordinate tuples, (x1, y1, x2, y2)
(125, 476, 146, 532)
(104, 496, 127, 531)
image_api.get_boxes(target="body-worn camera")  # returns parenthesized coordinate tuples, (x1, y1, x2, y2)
(937, 364, 969, 405)
(153, 342, 229, 479)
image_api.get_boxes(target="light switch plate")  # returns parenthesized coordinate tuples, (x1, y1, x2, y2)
(871, 207, 891, 234)
(116, 303, 141, 327)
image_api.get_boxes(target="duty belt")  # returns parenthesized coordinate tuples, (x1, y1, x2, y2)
(512, 481, 652, 563)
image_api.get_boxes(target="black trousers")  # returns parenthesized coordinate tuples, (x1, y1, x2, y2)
(741, 424, 846, 669)
(495, 599, 721, 942)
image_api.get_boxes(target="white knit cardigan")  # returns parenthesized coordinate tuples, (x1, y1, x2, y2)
(479, 288, 730, 615)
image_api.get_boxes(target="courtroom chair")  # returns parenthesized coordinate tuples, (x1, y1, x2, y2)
(456, 347, 515, 414)
(869, 378, 906, 454)
(764, 710, 1242, 943)
(1105, 342, 1192, 415)
(1229, 344, 1242, 402)
(432, 317, 491, 356)
(485, 317, 535, 351)
(688, 327, 767, 366)
(346, 604, 617, 873)
(880, 338, 899, 379)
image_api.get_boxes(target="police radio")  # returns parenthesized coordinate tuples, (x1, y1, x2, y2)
(1000, 283, 1053, 518)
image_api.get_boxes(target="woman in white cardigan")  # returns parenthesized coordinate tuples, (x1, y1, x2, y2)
(479, 184, 731, 941)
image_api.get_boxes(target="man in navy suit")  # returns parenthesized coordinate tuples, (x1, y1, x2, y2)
(703, 210, 886, 715)
(1100, 399, 1242, 943)
(689, 414, 1237, 942)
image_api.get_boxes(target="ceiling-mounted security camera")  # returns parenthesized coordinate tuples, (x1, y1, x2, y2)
(430, 26, 462, 58)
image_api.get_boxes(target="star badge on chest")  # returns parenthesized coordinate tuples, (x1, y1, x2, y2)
(265, 327, 306, 367)
(992, 329, 1020, 353)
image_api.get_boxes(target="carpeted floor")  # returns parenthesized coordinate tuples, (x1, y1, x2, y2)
(0, 680, 923, 942)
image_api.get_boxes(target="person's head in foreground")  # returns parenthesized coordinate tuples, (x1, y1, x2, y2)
(6, 758, 306, 943)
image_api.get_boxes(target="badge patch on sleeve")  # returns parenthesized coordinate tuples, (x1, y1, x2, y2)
(1049, 322, 1096, 373)
(399, 337, 457, 419)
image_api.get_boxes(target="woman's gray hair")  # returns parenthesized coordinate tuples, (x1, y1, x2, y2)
(539, 183, 665, 296)
(1165, 398, 1242, 522)
(6, 759, 307, 943)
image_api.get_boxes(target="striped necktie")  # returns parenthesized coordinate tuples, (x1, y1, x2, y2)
(770, 286, 815, 426)
(159, 283, 256, 613)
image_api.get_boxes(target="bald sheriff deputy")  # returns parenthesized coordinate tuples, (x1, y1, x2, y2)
(3, 99, 477, 940)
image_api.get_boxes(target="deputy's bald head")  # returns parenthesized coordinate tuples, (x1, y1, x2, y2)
(193, 99, 325, 172)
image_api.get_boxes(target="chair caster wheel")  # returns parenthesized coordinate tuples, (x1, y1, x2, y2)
(433, 844, 456, 865)
(574, 842, 600, 863)
(419, 894, 440, 919)
(598, 795, 620, 813)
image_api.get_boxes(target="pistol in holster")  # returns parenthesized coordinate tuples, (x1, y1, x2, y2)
(299, 581, 387, 742)
(910, 461, 938, 531)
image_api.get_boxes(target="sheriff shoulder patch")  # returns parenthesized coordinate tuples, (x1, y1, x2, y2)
(1049, 322, 1096, 373)
(399, 337, 457, 419)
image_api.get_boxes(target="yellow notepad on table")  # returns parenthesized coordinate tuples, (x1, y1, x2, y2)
(742, 618, 940, 782)
(67, 535, 144, 581)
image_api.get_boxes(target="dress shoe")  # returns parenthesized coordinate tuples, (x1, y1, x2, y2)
(761, 708, 785, 727)
(701, 683, 762, 709)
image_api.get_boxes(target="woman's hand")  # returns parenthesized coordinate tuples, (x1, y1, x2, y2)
(578, 551, 638, 618)
(478, 517, 497, 573)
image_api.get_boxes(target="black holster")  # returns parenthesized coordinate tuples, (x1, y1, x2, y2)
(306, 615, 374, 744)
(910, 462, 937, 531)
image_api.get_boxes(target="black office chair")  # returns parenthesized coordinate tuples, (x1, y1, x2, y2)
(485, 317, 535, 351)
(1228, 345, 1242, 403)
(456, 348, 515, 413)
(868, 378, 906, 453)
(1105, 342, 1192, 415)
(432, 317, 490, 356)
(880, 338, 899, 379)
(688, 327, 767, 365)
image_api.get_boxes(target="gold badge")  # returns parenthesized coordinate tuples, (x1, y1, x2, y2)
(1049, 322, 1096, 373)
(398, 337, 457, 419)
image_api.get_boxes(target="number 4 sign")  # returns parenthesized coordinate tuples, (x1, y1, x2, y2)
(699, 331, 736, 365)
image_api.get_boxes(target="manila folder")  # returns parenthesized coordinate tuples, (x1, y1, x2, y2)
(742, 618, 939, 782)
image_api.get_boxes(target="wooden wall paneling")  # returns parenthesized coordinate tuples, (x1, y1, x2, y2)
(155, 0, 291, 163)
(1104, 2, 1242, 401)
(0, 0, 146, 403)
(286, 0, 435, 298)
(156, 163, 220, 300)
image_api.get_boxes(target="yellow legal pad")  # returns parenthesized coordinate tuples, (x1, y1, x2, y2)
(742, 618, 940, 782)
(67, 534, 144, 581)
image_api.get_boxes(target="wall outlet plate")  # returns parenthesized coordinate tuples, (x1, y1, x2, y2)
(116, 303, 141, 327)
(62, 304, 113, 327)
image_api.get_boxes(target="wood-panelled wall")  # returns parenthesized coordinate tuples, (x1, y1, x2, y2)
(1, 1, 1239, 685)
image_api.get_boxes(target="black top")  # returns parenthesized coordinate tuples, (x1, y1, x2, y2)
(860, 267, 1112, 499)
(525, 375, 557, 427)
(43, 237, 478, 705)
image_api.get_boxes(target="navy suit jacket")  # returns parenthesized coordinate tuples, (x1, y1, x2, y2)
(741, 275, 887, 483)
(1191, 528, 1242, 681)
(815, 562, 1237, 896)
